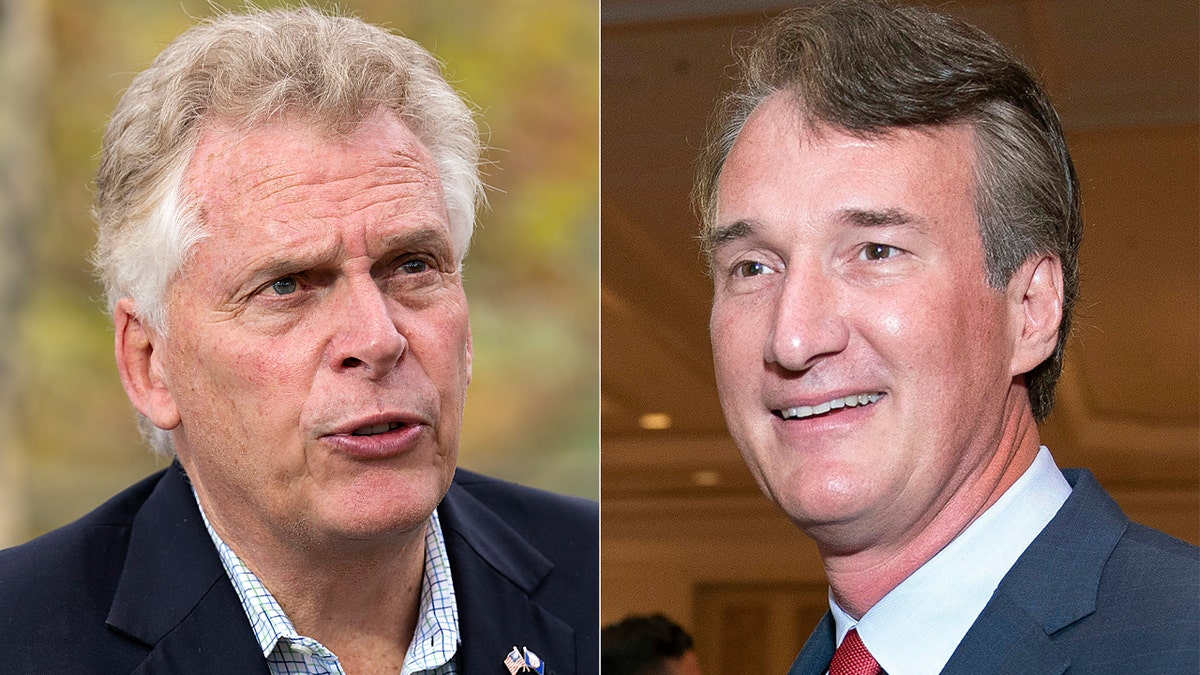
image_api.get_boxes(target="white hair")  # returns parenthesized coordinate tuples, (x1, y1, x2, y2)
(91, 6, 483, 454)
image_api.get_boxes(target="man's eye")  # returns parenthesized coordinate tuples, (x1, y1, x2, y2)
(732, 260, 772, 277)
(270, 277, 299, 295)
(399, 259, 430, 274)
(860, 243, 902, 261)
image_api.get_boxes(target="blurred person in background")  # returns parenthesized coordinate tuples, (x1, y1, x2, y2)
(602, 614, 702, 675)
(0, 7, 596, 674)
(697, 1, 1198, 673)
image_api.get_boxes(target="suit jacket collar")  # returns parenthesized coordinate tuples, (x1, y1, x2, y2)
(789, 613, 835, 675)
(942, 469, 1126, 674)
(790, 470, 1128, 675)
(105, 465, 578, 674)
(107, 463, 268, 674)
(439, 471, 577, 674)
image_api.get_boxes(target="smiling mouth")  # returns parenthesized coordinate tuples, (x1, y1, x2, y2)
(775, 392, 884, 420)
(351, 421, 407, 436)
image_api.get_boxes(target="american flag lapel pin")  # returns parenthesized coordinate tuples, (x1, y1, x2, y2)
(504, 646, 525, 674)
(503, 645, 547, 674)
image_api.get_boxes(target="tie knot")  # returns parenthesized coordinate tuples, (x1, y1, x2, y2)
(829, 628, 881, 675)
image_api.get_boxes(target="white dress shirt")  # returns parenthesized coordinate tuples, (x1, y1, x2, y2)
(194, 492, 460, 675)
(830, 446, 1071, 674)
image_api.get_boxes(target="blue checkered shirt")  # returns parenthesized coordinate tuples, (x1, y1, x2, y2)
(194, 494, 460, 675)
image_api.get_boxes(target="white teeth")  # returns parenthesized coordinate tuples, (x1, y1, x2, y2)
(351, 422, 402, 436)
(779, 393, 882, 420)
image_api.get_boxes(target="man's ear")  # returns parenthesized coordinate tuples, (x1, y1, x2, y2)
(1007, 255, 1064, 377)
(113, 298, 181, 431)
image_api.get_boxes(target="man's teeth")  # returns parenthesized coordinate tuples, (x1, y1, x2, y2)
(779, 393, 882, 420)
(351, 422, 403, 436)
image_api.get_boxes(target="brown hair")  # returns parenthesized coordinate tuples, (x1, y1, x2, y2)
(696, 0, 1081, 421)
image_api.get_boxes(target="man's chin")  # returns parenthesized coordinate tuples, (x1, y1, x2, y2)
(306, 467, 452, 542)
(766, 470, 882, 535)
(306, 503, 437, 548)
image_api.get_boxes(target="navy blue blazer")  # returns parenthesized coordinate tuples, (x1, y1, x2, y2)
(788, 469, 1199, 674)
(0, 463, 598, 674)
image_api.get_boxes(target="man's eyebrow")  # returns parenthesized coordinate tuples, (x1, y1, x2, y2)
(838, 207, 926, 231)
(701, 219, 754, 253)
(242, 246, 338, 286)
(238, 224, 454, 286)
(376, 226, 452, 253)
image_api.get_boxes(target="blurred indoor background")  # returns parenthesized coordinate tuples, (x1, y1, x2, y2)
(0, 0, 598, 546)
(601, 1, 1199, 673)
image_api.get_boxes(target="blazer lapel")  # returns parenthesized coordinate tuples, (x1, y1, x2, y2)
(106, 464, 267, 675)
(943, 470, 1127, 675)
(788, 612, 835, 675)
(941, 593, 1068, 675)
(438, 480, 577, 674)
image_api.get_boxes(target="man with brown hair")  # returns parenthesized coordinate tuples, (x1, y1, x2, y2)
(697, 2, 1197, 673)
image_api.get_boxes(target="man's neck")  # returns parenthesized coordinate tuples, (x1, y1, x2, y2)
(820, 401, 1044, 618)
(261, 534, 426, 661)
(196, 491, 428, 669)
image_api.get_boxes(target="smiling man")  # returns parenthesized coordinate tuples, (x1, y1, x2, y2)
(0, 8, 596, 674)
(696, 2, 1197, 674)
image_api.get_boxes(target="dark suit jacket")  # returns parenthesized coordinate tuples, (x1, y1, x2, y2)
(789, 469, 1199, 675)
(0, 463, 598, 674)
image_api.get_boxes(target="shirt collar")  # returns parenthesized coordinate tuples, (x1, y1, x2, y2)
(405, 508, 460, 674)
(830, 446, 1071, 675)
(193, 492, 460, 673)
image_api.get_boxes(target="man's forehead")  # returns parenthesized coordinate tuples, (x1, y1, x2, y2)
(729, 94, 978, 163)
(707, 106, 979, 256)
(717, 102, 979, 204)
(186, 112, 439, 193)
(175, 113, 451, 262)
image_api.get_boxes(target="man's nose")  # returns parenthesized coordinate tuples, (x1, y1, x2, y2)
(328, 275, 406, 379)
(764, 263, 849, 372)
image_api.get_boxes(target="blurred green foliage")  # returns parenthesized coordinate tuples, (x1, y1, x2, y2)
(17, 0, 597, 539)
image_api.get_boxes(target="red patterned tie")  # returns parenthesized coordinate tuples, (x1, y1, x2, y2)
(829, 628, 881, 675)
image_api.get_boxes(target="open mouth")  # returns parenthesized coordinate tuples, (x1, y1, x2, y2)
(774, 392, 883, 420)
(351, 421, 407, 436)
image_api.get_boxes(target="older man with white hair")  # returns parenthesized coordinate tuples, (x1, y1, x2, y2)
(0, 8, 597, 674)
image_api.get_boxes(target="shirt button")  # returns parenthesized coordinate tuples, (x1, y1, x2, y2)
(292, 644, 314, 656)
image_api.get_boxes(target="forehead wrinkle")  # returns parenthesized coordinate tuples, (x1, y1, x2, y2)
(383, 146, 440, 174)
(247, 168, 306, 196)
(206, 127, 440, 194)
(229, 171, 443, 230)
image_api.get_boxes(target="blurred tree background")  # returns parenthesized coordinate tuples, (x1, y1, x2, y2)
(0, 0, 598, 545)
